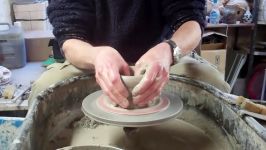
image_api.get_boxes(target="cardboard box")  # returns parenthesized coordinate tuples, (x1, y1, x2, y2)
(14, 11, 47, 20)
(31, 20, 50, 31)
(201, 32, 227, 77)
(13, 1, 51, 31)
(13, 1, 48, 12)
(19, 20, 51, 31)
(25, 38, 52, 61)
(201, 49, 227, 75)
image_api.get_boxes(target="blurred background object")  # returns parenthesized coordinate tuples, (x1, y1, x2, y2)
(258, 0, 266, 24)
(0, 23, 26, 69)
(12, 0, 52, 31)
(206, 0, 252, 24)
(0, 0, 12, 31)
(220, 5, 246, 23)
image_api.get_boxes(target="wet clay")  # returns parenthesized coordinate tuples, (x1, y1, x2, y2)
(98, 94, 170, 115)
(70, 119, 232, 150)
(107, 75, 159, 109)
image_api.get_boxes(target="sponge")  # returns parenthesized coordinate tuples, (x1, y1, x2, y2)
(236, 96, 266, 115)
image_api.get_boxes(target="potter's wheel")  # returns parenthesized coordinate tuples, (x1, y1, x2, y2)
(82, 90, 183, 127)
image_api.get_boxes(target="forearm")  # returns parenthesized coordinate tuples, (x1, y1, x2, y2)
(170, 21, 202, 55)
(62, 39, 98, 70)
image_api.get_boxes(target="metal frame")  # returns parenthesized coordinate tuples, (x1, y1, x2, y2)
(261, 69, 266, 101)
(247, 0, 260, 79)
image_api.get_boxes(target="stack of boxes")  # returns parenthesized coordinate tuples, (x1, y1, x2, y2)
(201, 32, 227, 79)
(13, 1, 52, 31)
(12, 1, 53, 61)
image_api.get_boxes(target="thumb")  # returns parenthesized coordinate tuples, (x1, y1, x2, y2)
(121, 64, 131, 76)
(134, 63, 147, 76)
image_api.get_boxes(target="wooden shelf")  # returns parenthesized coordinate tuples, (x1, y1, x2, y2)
(253, 50, 266, 56)
(206, 23, 227, 28)
(238, 46, 266, 56)
(257, 21, 266, 25)
(206, 23, 255, 28)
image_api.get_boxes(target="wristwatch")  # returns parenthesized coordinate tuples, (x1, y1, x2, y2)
(164, 39, 182, 64)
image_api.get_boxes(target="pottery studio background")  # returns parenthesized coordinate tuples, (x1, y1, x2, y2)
(0, 0, 266, 150)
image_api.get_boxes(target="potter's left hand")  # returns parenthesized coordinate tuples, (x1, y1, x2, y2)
(132, 42, 172, 107)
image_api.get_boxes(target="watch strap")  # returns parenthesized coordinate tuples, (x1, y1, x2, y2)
(164, 39, 181, 65)
(164, 39, 177, 50)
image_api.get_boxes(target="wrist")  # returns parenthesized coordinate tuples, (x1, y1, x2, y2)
(92, 46, 120, 63)
(163, 39, 182, 65)
(159, 42, 173, 65)
(62, 39, 97, 69)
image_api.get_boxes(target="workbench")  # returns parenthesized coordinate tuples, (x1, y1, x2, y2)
(0, 62, 45, 111)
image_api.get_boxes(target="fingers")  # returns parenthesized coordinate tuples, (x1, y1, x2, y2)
(93, 47, 131, 108)
(133, 77, 162, 105)
(138, 92, 160, 107)
(132, 63, 161, 96)
(96, 65, 129, 108)
(121, 64, 131, 76)
(134, 64, 147, 76)
(133, 67, 168, 106)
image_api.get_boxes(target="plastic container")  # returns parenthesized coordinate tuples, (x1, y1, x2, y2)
(0, 23, 27, 69)
(209, 0, 220, 24)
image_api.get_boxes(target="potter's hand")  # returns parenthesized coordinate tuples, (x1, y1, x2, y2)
(94, 47, 131, 108)
(132, 43, 172, 107)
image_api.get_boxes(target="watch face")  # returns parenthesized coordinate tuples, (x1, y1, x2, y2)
(173, 47, 181, 56)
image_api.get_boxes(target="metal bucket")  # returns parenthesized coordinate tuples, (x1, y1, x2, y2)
(10, 74, 266, 150)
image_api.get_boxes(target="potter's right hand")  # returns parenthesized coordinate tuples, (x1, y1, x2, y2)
(94, 46, 131, 108)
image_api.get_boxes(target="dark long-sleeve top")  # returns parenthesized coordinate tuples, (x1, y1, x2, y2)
(47, 0, 205, 63)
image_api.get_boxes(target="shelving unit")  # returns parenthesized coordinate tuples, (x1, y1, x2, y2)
(201, 25, 255, 89)
(254, 51, 266, 56)
(206, 23, 255, 28)
(251, 24, 266, 57)
(245, 0, 266, 100)
(247, 0, 260, 79)
(200, 0, 261, 92)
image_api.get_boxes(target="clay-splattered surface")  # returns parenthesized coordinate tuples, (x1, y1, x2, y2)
(11, 75, 266, 150)
(69, 117, 232, 150)
(0, 117, 24, 150)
